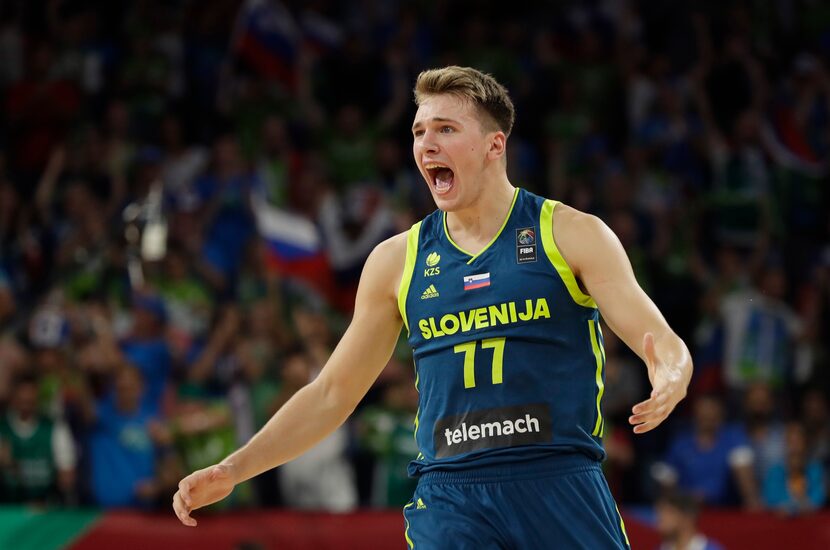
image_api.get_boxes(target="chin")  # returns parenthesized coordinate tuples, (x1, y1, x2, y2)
(428, 183, 463, 211)
(431, 192, 461, 212)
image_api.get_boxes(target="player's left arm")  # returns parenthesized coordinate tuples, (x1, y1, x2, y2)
(553, 205, 693, 434)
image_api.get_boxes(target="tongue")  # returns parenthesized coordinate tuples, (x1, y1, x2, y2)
(435, 168, 454, 191)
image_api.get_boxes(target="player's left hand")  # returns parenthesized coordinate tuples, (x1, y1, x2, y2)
(628, 332, 687, 434)
(172, 463, 236, 527)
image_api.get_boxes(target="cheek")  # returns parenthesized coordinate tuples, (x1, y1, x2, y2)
(450, 140, 475, 159)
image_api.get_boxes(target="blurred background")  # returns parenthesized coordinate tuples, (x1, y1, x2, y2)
(0, 0, 828, 548)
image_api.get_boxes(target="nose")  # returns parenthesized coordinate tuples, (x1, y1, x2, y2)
(416, 130, 440, 155)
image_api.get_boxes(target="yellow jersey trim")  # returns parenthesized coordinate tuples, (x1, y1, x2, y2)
(398, 221, 422, 334)
(615, 503, 631, 548)
(403, 501, 416, 549)
(598, 322, 607, 435)
(540, 200, 597, 308)
(442, 188, 520, 265)
(588, 319, 605, 437)
(413, 366, 421, 440)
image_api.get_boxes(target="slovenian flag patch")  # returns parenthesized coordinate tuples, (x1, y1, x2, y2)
(463, 273, 491, 291)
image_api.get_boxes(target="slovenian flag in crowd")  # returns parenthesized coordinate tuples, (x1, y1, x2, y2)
(251, 190, 332, 295)
(463, 273, 491, 291)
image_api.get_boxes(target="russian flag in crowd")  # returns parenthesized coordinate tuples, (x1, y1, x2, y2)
(232, 0, 300, 87)
(251, 190, 332, 294)
(299, 10, 343, 54)
(463, 273, 491, 291)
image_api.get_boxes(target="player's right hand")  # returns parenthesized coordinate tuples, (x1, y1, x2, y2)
(629, 332, 689, 434)
(172, 463, 236, 527)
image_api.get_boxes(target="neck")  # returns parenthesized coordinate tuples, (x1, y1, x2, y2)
(445, 174, 515, 243)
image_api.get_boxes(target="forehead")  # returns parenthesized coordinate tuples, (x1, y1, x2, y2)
(412, 94, 479, 127)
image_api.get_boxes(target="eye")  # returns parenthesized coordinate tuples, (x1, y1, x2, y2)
(413, 129, 424, 137)
(440, 126, 454, 133)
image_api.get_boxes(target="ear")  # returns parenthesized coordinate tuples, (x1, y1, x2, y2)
(487, 131, 507, 162)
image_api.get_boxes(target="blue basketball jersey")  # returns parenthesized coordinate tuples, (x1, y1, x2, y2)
(398, 188, 607, 476)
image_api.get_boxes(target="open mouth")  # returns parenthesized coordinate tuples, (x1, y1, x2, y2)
(424, 163, 455, 194)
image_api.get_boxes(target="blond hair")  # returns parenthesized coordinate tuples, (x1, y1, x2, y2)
(414, 66, 515, 137)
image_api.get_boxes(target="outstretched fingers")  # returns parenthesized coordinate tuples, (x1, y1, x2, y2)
(632, 333, 676, 434)
(631, 420, 660, 434)
(629, 391, 670, 433)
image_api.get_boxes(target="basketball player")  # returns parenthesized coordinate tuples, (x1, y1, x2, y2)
(173, 66, 692, 549)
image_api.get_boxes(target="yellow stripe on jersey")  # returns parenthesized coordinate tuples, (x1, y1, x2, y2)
(598, 322, 607, 435)
(615, 503, 631, 548)
(588, 319, 605, 437)
(413, 362, 422, 452)
(403, 501, 416, 549)
(398, 221, 423, 334)
(540, 200, 597, 309)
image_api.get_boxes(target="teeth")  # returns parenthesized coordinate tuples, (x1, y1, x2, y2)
(424, 163, 447, 170)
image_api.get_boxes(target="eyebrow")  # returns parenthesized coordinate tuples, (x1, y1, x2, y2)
(411, 117, 461, 131)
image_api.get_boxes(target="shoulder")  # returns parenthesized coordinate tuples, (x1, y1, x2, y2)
(550, 202, 617, 275)
(358, 230, 410, 301)
(551, 202, 609, 241)
(367, 230, 409, 269)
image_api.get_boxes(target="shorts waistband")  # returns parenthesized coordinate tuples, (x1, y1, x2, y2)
(417, 453, 600, 485)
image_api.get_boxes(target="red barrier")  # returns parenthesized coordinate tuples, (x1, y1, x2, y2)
(70, 510, 405, 550)
(68, 509, 830, 550)
(696, 510, 830, 550)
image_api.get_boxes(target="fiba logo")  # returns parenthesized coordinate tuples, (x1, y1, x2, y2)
(517, 229, 535, 245)
(516, 228, 537, 264)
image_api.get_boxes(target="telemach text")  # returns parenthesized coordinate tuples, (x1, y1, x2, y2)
(444, 414, 542, 447)
(433, 403, 552, 457)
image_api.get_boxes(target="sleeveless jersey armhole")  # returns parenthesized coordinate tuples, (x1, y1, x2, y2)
(398, 221, 423, 334)
(539, 200, 598, 309)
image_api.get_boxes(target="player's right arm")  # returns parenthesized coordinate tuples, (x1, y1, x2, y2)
(172, 233, 407, 526)
(552, 204, 692, 435)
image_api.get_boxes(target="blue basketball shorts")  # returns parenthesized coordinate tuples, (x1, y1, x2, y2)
(403, 454, 630, 549)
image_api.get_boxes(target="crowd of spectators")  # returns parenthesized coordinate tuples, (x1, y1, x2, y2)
(0, 0, 828, 518)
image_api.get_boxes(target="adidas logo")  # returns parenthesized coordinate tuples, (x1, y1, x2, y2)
(416, 498, 427, 510)
(421, 285, 440, 300)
